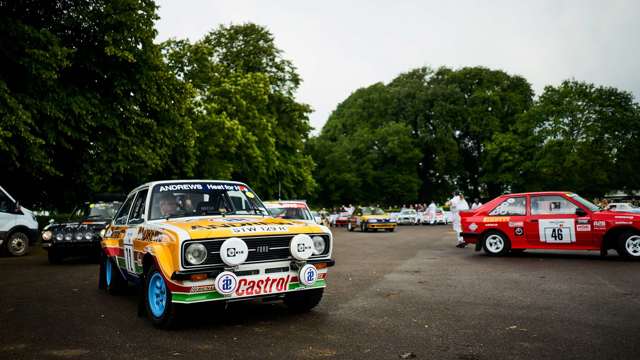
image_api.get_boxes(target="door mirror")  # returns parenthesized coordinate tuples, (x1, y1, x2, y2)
(575, 208, 587, 217)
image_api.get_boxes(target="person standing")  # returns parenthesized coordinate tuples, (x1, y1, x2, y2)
(427, 201, 437, 225)
(456, 194, 470, 247)
(447, 191, 466, 248)
(471, 198, 482, 210)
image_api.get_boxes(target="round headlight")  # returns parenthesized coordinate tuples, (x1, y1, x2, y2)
(75, 232, 83, 241)
(42, 230, 53, 241)
(64, 233, 73, 241)
(185, 243, 207, 265)
(55, 233, 64, 241)
(312, 235, 326, 255)
(85, 232, 93, 240)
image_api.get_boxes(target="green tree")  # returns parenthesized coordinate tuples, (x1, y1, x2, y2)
(0, 0, 196, 208)
(162, 24, 315, 199)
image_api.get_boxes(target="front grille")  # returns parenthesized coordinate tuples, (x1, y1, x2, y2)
(182, 234, 330, 269)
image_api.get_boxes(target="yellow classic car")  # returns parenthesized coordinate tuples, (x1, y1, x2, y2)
(347, 206, 397, 232)
(99, 180, 334, 328)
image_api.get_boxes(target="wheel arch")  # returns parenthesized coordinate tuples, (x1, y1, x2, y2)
(602, 226, 639, 251)
(8, 225, 37, 244)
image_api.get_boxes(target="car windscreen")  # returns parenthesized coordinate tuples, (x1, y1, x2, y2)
(567, 193, 600, 212)
(362, 207, 385, 215)
(267, 206, 313, 221)
(149, 182, 267, 220)
(70, 202, 121, 221)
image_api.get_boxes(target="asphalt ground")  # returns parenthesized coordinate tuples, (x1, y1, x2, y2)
(1, 226, 639, 360)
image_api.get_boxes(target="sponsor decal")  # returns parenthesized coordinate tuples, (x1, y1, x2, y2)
(576, 224, 591, 232)
(482, 216, 510, 222)
(615, 215, 634, 220)
(235, 275, 291, 296)
(514, 227, 524, 236)
(158, 183, 204, 192)
(469, 223, 478, 231)
(245, 192, 255, 199)
(593, 220, 606, 229)
(299, 264, 318, 286)
(191, 221, 294, 231)
(485, 223, 498, 227)
(577, 218, 590, 224)
(539, 219, 575, 243)
(215, 271, 238, 295)
(615, 221, 633, 225)
(157, 183, 244, 192)
(508, 221, 524, 228)
(190, 285, 215, 293)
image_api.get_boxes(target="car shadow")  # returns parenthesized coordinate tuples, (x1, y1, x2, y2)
(478, 250, 636, 262)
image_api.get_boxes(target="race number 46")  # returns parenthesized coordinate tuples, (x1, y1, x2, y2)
(538, 219, 575, 243)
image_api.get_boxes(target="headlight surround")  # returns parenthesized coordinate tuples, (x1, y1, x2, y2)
(85, 232, 93, 240)
(185, 243, 207, 265)
(42, 230, 53, 241)
(312, 235, 326, 255)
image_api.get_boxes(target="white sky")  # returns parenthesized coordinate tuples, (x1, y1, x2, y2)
(155, 0, 640, 134)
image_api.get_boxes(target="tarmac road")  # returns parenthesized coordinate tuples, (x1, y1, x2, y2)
(1, 226, 639, 359)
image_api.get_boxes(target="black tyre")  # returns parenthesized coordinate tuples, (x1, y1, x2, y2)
(386, 227, 395, 232)
(284, 288, 324, 313)
(5, 231, 29, 256)
(47, 249, 64, 264)
(360, 223, 367, 232)
(347, 222, 354, 232)
(104, 256, 128, 294)
(617, 230, 640, 259)
(144, 264, 179, 328)
(482, 231, 510, 256)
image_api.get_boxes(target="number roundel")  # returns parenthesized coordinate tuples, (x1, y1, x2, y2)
(215, 271, 239, 295)
(299, 264, 318, 286)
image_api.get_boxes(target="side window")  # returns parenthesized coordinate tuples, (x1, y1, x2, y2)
(128, 190, 148, 225)
(489, 197, 526, 216)
(531, 196, 578, 215)
(113, 195, 135, 225)
(0, 191, 14, 213)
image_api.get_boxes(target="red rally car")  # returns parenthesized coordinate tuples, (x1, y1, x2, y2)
(460, 191, 640, 258)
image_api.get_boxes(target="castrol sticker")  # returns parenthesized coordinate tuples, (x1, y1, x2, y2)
(235, 275, 291, 297)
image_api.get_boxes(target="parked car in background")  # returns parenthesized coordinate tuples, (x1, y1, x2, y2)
(421, 207, 449, 225)
(605, 203, 640, 214)
(397, 208, 420, 225)
(310, 210, 322, 224)
(41, 201, 121, 263)
(461, 191, 640, 259)
(332, 212, 351, 227)
(0, 186, 39, 256)
(264, 200, 317, 225)
(347, 206, 397, 232)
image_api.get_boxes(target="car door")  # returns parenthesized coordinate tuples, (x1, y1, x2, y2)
(123, 189, 148, 276)
(525, 195, 593, 248)
(109, 193, 135, 273)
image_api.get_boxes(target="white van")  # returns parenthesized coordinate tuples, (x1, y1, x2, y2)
(0, 186, 39, 256)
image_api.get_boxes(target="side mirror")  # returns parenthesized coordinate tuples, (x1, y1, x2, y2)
(576, 208, 587, 217)
(14, 201, 22, 214)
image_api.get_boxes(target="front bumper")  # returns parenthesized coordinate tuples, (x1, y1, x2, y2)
(169, 258, 335, 304)
(366, 222, 397, 229)
(42, 240, 101, 251)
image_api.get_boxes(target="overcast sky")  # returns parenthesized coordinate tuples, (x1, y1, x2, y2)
(155, 0, 640, 133)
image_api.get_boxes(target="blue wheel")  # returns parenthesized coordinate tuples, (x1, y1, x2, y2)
(147, 272, 167, 318)
(105, 258, 112, 287)
(144, 265, 178, 328)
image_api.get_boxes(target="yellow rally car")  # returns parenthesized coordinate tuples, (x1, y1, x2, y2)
(347, 206, 397, 232)
(98, 180, 334, 328)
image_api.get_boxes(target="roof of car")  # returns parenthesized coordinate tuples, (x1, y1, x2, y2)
(500, 191, 574, 197)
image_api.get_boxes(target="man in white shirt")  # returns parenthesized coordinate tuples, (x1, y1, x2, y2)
(427, 201, 437, 225)
(471, 198, 482, 210)
(447, 191, 469, 248)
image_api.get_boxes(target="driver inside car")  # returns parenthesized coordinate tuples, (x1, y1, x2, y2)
(158, 193, 178, 218)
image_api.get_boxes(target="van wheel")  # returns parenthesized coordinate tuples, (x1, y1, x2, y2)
(284, 288, 324, 312)
(105, 257, 128, 294)
(5, 231, 29, 256)
(144, 265, 179, 328)
(482, 231, 510, 256)
(617, 231, 640, 259)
